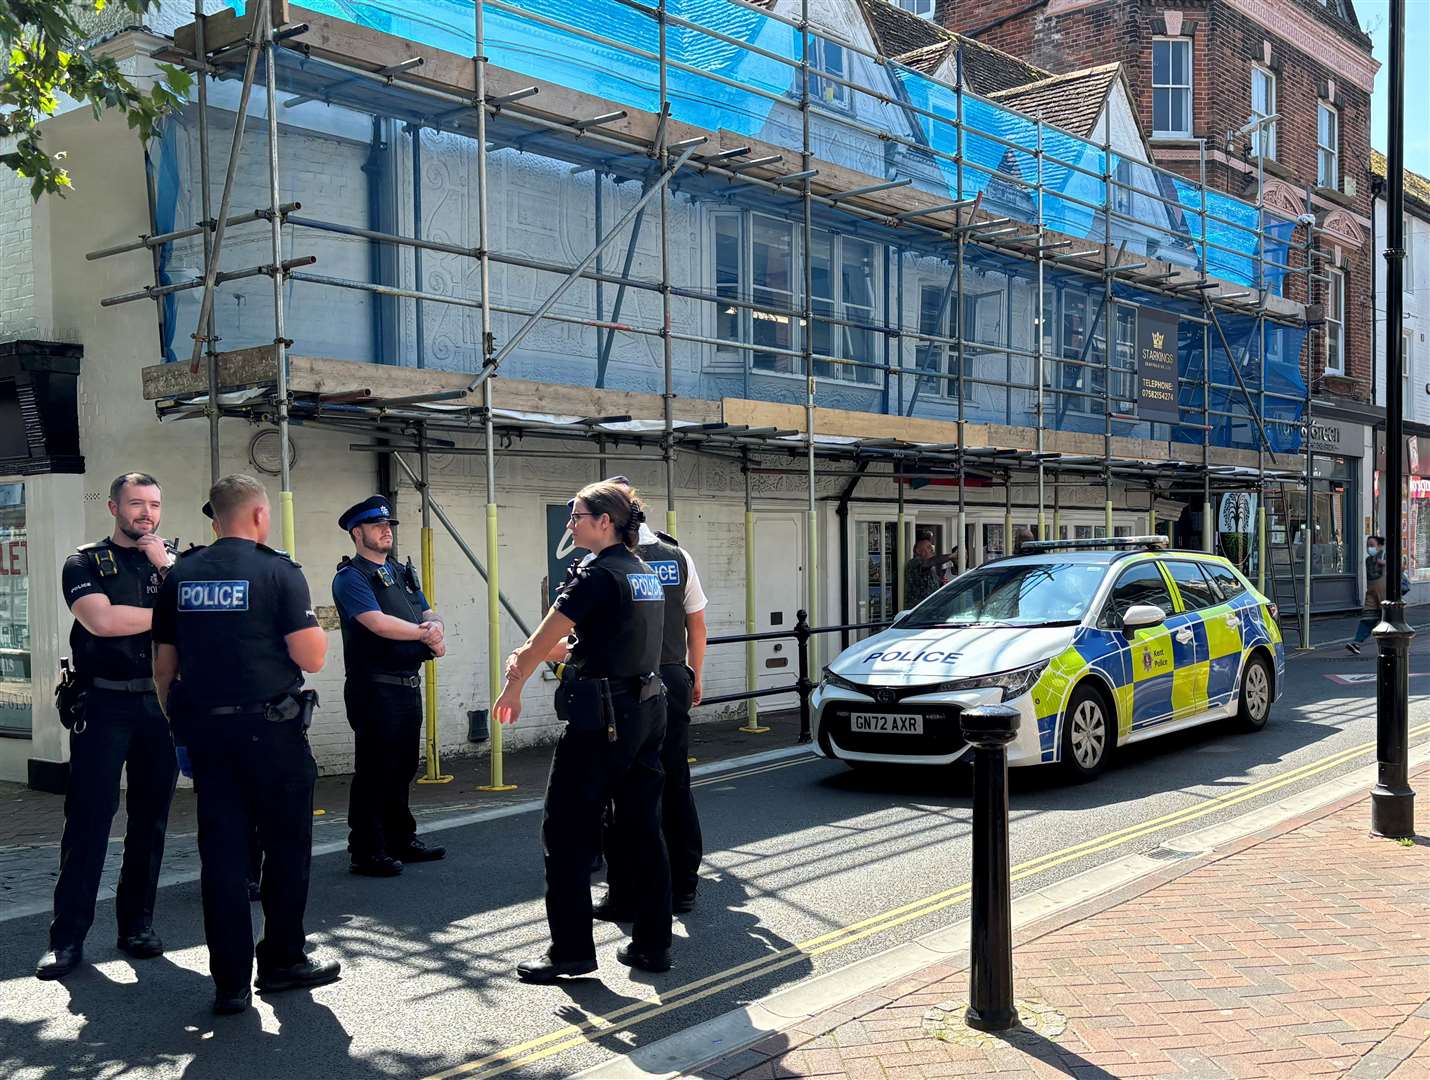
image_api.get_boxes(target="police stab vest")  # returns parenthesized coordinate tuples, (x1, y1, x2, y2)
(335, 555, 431, 676)
(69, 539, 170, 681)
(636, 533, 689, 668)
(567, 545, 664, 679)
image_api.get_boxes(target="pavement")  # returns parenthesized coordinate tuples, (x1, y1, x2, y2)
(588, 769, 1430, 1079)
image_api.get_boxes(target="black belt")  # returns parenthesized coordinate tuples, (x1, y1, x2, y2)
(206, 703, 266, 717)
(89, 677, 155, 693)
(365, 672, 421, 688)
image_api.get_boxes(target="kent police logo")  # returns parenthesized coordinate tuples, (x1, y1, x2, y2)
(178, 580, 250, 611)
(647, 559, 682, 587)
(627, 573, 664, 601)
(1142, 649, 1153, 673)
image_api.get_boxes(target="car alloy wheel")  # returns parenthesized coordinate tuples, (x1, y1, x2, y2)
(1233, 654, 1272, 733)
(1060, 683, 1112, 782)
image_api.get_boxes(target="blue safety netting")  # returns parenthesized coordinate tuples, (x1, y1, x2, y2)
(226, 0, 1295, 292)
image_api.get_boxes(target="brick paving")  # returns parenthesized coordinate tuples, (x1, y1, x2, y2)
(698, 771, 1430, 1080)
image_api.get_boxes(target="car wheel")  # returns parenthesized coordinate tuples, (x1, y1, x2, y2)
(1059, 683, 1112, 783)
(1232, 653, 1272, 733)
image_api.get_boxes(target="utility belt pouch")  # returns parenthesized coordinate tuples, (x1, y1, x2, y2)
(639, 673, 663, 703)
(264, 692, 303, 726)
(55, 658, 86, 733)
(554, 676, 604, 733)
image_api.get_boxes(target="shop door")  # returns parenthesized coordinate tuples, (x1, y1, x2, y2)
(855, 519, 899, 639)
(754, 514, 805, 701)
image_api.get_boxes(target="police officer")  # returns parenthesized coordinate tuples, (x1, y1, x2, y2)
(152, 474, 340, 1014)
(36, 473, 179, 981)
(580, 478, 707, 917)
(332, 496, 447, 876)
(496, 480, 672, 982)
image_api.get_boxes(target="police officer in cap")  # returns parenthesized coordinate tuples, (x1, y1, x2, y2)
(496, 480, 672, 982)
(36, 473, 179, 981)
(575, 478, 706, 918)
(332, 496, 447, 877)
(152, 474, 340, 1014)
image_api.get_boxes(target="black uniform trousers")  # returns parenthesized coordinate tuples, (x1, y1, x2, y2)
(605, 663, 703, 903)
(542, 689, 671, 961)
(188, 715, 316, 992)
(344, 678, 421, 858)
(50, 689, 177, 950)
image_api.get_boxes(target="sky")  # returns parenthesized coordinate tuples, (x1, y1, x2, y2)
(1360, 0, 1430, 176)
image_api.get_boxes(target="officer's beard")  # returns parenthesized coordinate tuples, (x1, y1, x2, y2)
(117, 516, 155, 543)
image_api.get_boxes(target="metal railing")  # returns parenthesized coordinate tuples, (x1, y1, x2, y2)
(703, 611, 889, 743)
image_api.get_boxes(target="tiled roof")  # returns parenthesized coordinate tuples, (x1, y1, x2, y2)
(852, 0, 1046, 95)
(988, 63, 1121, 139)
(1371, 150, 1430, 217)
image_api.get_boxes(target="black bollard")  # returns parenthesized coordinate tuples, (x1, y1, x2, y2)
(795, 609, 813, 744)
(960, 703, 1020, 1032)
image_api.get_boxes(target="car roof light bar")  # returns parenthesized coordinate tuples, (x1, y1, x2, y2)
(1021, 536, 1170, 553)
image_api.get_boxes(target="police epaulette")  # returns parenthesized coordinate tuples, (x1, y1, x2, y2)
(655, 529, 679, 545)
(76, 540, 109, 553)
(178, 543, 207, 558)
(335, 555, 355, 572)
(256, 542, 301, 567)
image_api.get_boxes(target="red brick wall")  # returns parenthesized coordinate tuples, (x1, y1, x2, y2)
(938, 0, 1375, 401)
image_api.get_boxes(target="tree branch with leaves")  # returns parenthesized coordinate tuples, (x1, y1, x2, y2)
(1, 0, 191, 199)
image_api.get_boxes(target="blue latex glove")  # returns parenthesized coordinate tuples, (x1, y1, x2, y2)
(175, 745, 193, 779)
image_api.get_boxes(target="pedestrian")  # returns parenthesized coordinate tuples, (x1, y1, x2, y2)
(496, 480, 672, 982)
(1012, 525, 1036, 554)
(904, 531, 958, 608)
(332, 495, 447, 877)
(1346, 534, 1387, 655)
(152, 473, 339, 1014)
(585, 478, 707, 918)
(35, 473, 179, 981)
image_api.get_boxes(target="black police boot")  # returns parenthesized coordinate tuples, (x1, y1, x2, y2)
(391, 838, 446, 863)
(516, 951, 598, 984)
(117, 927, 165, 959)
(35, 944, 83, 981)
(592, 897, 636, 923)
(212, 987, 253, 1015)
(349, 854, 403, 877)
(616, 944, 672, 974)
(255, 958, 342, 994)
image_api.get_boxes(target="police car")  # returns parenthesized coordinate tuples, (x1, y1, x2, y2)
(813, 537, 1283, 782)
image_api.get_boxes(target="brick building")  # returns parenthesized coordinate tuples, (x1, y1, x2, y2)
(933, 0, 1376, 402)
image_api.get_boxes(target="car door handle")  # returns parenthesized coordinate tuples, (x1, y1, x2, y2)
(1175, 628, 1194, 644)
(1225, 615, 1240, 628)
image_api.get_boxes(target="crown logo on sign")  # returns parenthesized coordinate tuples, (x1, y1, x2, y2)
(1151, 331, 1165, 349)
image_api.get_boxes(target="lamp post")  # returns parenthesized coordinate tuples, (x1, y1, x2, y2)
(1371, 0, 1415, 839)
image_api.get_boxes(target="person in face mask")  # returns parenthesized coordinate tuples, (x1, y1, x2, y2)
(1346, 534, 1387, 654)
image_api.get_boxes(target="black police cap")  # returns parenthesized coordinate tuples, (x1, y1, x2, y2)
(339, 495, 400, 532)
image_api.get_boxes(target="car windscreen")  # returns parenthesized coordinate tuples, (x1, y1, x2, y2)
(897, 562, 1108, 628)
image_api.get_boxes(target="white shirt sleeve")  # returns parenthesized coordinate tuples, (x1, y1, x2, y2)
(681, 548, 708, 615)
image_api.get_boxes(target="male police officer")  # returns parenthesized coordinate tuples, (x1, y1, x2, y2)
(36, 473, 178, 981)
(580, 478, 708, 916)
(152, 474, 339, 1014)
(332, 496, 447, 877)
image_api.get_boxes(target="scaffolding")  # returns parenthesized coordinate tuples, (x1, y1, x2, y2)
(85, 0, 1333, 779)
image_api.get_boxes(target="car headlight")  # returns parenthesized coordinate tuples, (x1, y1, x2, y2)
(820, 667, 867, 694)
(932, 660, 1049, 702)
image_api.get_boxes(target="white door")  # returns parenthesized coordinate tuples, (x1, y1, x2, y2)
(754, 514, 804, 701)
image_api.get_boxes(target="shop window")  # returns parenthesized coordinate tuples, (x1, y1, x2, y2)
(0, 482, 29, 736)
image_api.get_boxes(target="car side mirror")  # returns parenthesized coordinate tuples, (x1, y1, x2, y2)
(1122, 603, 1167, 632)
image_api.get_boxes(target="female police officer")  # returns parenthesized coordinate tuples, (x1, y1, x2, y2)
(494, 480, 672, 982)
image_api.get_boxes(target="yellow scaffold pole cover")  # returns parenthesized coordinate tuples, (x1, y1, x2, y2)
(739, 509, 767, 733)
(280, 489, 296, 558)
(416, 524, 453, 784)
(477, 501, 516, 791)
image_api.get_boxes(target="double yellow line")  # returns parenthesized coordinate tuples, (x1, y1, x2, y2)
(427, 723, 1430, 1080)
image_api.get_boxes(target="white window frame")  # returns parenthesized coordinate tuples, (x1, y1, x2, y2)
(896, 0, 937, 17)
(710, 210, 880, 385)
(1152, 38, 1193, 138)
(808, 34, 849, 110)
(1404, 330, 1414, 384)
(1250, 66, 1277, 159)
(1324, 268, 1345, 376)
(1317, 102, 1339, 189)
(1405, 215, 1415, 295)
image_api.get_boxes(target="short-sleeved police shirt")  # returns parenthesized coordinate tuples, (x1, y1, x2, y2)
(331, 556, 430, 618)
(62, 542, 164, 681)
(552, 559, 620, 633)
(153, 537, 319, 707)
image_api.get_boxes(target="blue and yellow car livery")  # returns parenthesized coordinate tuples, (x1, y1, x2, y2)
(812, 545, 1283, 779)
